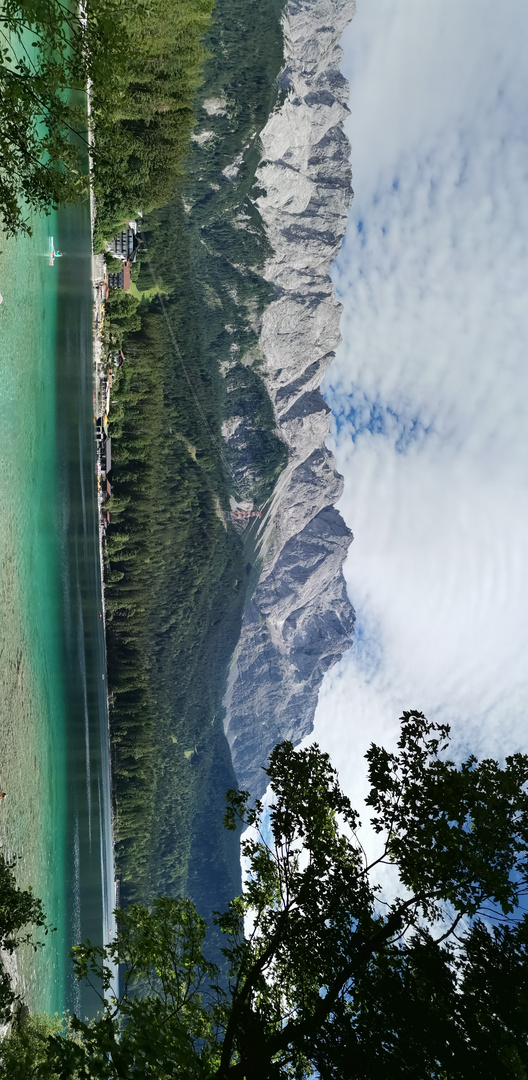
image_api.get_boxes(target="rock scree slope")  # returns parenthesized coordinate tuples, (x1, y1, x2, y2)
(223, 0, 357, 799)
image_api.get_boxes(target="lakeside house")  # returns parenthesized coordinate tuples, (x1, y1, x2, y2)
(103, 438, 112, 476)
(108, 261, 132, 290)
(106, 222, 139, 291)
(111, 225, 139, 262)
(95, 414, 111, 469)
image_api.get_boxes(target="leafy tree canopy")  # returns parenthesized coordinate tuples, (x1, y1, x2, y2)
(3, 711, 528, 1078)
(0, 0, 123, 235)
(0, 853, 50, 1023)
(0, 0, 212, 237)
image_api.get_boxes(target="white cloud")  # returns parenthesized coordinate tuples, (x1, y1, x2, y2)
(308, 0, 528, 816)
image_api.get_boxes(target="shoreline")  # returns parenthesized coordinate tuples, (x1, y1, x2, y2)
(85, 54, 108, 629)
(87, 74, 119, 965)
(87, 77, 109, 707)
(89, 177, 121, 992)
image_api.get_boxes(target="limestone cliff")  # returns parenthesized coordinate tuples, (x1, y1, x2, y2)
(223, 0, 356, 797)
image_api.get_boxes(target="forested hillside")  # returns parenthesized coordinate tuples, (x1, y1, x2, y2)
(105, 309, 247, 908)
(104, 0, 287, 917)
(91, 0, 215, 243)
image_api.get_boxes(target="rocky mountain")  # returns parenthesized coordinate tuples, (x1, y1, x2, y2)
(223, 0, 357, 798)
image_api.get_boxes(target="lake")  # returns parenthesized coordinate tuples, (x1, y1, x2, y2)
(0, 199, 115, 1017)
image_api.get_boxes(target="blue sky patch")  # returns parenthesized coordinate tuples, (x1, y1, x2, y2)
(325, 388, 432, 453)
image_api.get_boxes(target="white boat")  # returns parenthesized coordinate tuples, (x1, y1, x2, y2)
(48, 237, 63, 265)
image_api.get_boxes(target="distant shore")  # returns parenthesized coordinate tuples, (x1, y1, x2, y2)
(87, 86, 108, 635)
(87, 81, 118, 943)
(91, 247, 107, 619)
(86, 45, 109, 626)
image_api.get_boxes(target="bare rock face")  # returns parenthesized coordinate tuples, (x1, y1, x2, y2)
(223, 0, 356, 798)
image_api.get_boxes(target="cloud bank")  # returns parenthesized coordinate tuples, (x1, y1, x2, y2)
(308, 0, 528, 812)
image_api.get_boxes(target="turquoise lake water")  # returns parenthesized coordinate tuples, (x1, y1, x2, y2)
(0, 201, 115, 1017)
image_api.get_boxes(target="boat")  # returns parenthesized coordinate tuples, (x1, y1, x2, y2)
(48, 237, 63, 266)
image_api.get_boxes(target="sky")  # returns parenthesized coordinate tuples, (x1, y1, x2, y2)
(308, 0, 528, 819)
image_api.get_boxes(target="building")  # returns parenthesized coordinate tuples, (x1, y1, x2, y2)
(108, 269, 124, 289)
(106, 222, 139, 290)
(108, 260, 132, 290)
(110, 226, 139, 263)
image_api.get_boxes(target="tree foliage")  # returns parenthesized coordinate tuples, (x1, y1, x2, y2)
(104, 310, 246, 911)
(0, 0, 143, 235)
(0, 1015, 76, 1080)
(91, 0, 214, 243)
(12, 712, 528, 1079)
(0, 854, 50, 1023)
(0, 0, 213, 237)
(0, 0, 94, 234)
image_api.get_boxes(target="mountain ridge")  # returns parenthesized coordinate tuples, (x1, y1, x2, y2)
(223, 0, 357, 798)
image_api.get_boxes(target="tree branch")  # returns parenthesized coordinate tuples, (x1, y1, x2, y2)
(216, 894, 425, 1080)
